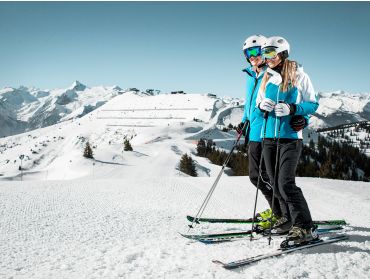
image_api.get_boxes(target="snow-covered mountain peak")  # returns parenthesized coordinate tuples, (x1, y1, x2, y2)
(311, 91, 370, 128)
(69, 80, 87, 91)
(0, 82, 125, 137)
(0, 86, 37, 105)
(111, 85, 123, 91)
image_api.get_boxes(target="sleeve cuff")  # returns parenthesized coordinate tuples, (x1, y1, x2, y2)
(289, 103, 297, 115)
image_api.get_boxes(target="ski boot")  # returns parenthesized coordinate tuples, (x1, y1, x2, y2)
(280, 226, 319, 248)
(253, 212, 278, 232)
(254, 208, 273, 222)
(265, 216, 292, 235)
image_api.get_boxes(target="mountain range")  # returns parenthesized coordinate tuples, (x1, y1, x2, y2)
(0, 82, 369, 180)
(0, 81, 123, 137)
(1, 82, 369, 139)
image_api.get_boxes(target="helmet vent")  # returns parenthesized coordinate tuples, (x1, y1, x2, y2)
(277, 39, 284, 44)
(252, 40, 256, 43)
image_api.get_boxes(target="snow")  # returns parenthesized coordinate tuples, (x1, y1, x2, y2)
(0, 91, 236, 180)
(0, 177, 369, 278)
(0, 87, 370, 277)
(313, 91, 370, 128)
(0, 83, 123, 137)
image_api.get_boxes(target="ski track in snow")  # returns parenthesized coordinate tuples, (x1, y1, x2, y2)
(0, 177, 370, 278)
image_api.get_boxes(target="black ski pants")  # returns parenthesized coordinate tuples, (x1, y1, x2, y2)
(262, 138, 314, 229)
(248, 141, 284, 218)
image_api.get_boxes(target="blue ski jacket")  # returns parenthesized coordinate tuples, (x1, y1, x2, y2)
(256, 65, 318, 139)
(241, 66, 266, 142)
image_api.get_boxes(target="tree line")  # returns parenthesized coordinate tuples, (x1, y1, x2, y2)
(296, 136, 370, 181)
(178, 138, 249, 177)
(181, 135, 369, 181)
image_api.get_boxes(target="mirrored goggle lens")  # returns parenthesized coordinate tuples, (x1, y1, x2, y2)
(244, 47, 261, 58)
(262, 47, 278, 59)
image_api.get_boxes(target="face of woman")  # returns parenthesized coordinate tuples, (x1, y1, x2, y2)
(249, 55, 264, 67)
(266, 54, 282, 68)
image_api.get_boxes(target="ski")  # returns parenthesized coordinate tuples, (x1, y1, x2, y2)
(181, 226, 344, 244)
(212, 234, 348, 269)
(186, 215, 347, 226)
(187, 215, 253, 224)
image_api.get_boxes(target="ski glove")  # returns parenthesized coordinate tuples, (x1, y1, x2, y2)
(275, 102, 296, 117)
(258, 98, 276, 112)
(236, 121, 249, 136)
(290, 115, 306, 132)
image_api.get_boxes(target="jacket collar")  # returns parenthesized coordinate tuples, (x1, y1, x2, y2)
(242, 65, 266, 79)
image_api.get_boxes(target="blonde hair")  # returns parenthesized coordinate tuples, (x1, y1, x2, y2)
(261, 59, 298, 93)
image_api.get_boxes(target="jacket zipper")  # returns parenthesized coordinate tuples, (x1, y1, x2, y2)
(248, 77, 258, 119)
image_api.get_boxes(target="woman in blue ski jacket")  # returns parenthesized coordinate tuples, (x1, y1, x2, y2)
(256, 36, 319, 246)
(237, 34, 279, 225)
(237, 35, 308, 228)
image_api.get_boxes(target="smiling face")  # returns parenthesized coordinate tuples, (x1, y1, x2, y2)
(266, 54, 282, 68)
(249, 55, 264, 67)
(244, 46, 264, 68)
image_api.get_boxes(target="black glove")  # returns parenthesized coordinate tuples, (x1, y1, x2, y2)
(236, 121, 249, 136)
(290, 115, 306, 132)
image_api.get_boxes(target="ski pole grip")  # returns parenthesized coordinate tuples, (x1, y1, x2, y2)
(236, 122, 248, 140)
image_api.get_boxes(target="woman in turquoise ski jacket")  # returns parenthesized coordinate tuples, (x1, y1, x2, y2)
(237, 34, 279, 225)
(256, 36, 319, 246)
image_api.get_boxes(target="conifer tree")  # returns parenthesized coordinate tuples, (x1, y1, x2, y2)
(179, 153, 197, 177)
(230, 151, 249, 176)
(196, 139, 206, 156)
(124, 139, 133, 151)
(83, 141, 94, 159)
(319, 160, 332, 178)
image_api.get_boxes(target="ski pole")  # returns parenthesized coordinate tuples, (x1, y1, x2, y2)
(250, 111, 269, 240)
(268, 114, 282, 245)
(188, 121, 250, 231)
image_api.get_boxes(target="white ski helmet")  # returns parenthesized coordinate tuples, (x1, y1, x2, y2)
(263, 36, 290, 59)
(242, 34, 267, 51)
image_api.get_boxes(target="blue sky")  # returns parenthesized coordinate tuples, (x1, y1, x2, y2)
(1, 2, 370, 97)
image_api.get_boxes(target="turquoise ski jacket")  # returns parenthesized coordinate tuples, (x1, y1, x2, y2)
(255, 65, 318, 139)
(241, 66, 266, 142)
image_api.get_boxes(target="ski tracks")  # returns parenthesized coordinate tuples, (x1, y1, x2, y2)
(0, 178, 370, 278)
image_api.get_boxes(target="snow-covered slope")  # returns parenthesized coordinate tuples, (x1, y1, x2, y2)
(1, 88, 370, 181)
(0, 92, 233, 180)
(0, 177, 369, 278)
(310, 91, 370, 129)
(0, 86, 369, 278)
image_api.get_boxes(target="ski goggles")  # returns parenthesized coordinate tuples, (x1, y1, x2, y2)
(244, 46, 262, 59)
(262, 47, 278, 59)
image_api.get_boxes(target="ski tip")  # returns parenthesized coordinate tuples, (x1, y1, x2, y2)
(212, 260, 226, 266)
(178, 232, 191, 239)
(199, 239, 232, 244)
(178, 232, 199, 242)
(213, 260, 239, 269)
(187, 215, 199, 223)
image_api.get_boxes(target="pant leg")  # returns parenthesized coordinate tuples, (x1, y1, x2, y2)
(255, 140, 288, 218)
(277, 140, 313, 229)
(248, 141, 279, 215)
